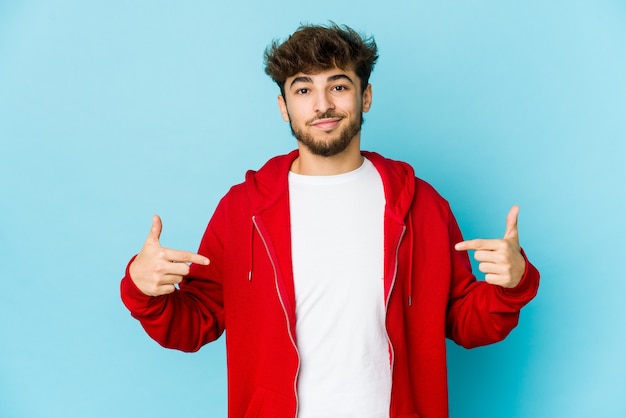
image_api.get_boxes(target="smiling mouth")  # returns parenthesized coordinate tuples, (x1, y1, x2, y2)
(309, 118, 342, 130)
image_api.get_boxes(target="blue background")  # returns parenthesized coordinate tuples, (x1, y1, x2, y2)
(1, 1, 625, 417)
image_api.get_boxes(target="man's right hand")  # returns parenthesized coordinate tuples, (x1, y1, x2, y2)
(129, 215, 210, 297)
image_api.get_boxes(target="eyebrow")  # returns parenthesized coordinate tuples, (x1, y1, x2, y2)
(289, 73, 355, 89)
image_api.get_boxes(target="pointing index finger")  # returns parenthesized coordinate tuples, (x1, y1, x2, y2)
(455, 238, 506, 252)
(166, 248, 210, 266)
(455, 239, 484, 252)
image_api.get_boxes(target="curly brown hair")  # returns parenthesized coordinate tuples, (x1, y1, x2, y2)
(264, 23, 378, 96)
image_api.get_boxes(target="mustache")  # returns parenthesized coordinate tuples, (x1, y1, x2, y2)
(306, 110, 344, 125)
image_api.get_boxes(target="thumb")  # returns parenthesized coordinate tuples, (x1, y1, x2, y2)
(504, 205, 519, 239)
(146, 214, 163, 245)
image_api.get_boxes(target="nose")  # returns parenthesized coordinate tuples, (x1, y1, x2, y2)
(314, 90, 335, 113)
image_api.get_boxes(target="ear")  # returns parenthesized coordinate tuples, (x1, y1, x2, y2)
(362, 84, 373, 113)
(277, 95, 290, 122)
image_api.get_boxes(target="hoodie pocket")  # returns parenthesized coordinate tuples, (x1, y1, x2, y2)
(244, 386, 293, 418)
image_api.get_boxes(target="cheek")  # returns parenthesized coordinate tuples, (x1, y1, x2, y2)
(337, 96, 362, 114)
(285, 106, 308, 125)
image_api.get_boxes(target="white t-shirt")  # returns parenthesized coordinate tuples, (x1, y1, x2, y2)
(289, 158, 391, 418)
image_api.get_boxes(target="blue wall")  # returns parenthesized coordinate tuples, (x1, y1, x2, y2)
(1, 1, 624, 417)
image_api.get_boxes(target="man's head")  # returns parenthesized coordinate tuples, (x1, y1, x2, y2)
(264, 23, 378, 158)
(264, 23, 378, 97)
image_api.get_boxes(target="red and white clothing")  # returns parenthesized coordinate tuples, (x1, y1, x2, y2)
(121, 150, 540, 418)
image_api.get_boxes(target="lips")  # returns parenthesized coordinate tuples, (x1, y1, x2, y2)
(309, 118, 342, 130)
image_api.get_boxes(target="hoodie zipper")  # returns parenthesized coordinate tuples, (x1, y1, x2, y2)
(385, 224, 407, 410)
(251, 215, 300, 418)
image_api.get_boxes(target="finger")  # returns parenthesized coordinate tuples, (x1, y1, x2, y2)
(484, 273, 505, 286)
(164, 248, 210, 266)
(146, 214, 163, 245)
(161, 261, 192, 277)
(484, 272, 518, 288)
(159, 273, 185, 286)
(153, 283, 177, 296)
(455, 239, 503, 252)
(472, 249, 506, 263)
(454, 239, 480, 251)
(504, 205, 519, 239)
(477, 261, 507, 275)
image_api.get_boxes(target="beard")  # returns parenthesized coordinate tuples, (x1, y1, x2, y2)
(289, 110, 363, 157)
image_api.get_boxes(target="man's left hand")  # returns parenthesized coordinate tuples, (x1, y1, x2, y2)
(454, 206, 526, 289)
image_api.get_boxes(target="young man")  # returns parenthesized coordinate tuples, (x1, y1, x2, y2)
(121, 23, 540, 418)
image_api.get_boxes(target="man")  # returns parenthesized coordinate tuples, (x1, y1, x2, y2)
(121, 23, 539, 418)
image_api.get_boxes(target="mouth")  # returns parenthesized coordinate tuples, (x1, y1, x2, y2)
(309, 117, 342, 130)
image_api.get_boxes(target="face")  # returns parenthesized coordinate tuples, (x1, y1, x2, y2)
(278, 68, 372, 157)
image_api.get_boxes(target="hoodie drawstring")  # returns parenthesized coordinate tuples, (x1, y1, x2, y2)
(407, 215, 414, 307)
(248, 216, 255, 281)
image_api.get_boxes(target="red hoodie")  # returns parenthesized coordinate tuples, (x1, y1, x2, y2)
(121, 150, 540, 418)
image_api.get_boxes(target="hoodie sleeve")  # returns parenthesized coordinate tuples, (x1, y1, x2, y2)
(444, 210, 540, 349)
(120, 200, 227, 353)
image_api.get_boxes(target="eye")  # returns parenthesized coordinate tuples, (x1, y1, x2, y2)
(295, 88, 309, 95)
(332, 85, 349, 92)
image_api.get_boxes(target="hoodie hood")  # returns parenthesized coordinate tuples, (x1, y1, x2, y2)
(363, 151, 416, 224)
(244, 150, 298, 216)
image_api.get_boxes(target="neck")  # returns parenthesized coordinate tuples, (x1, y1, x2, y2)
(291, 139, 363, 175)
